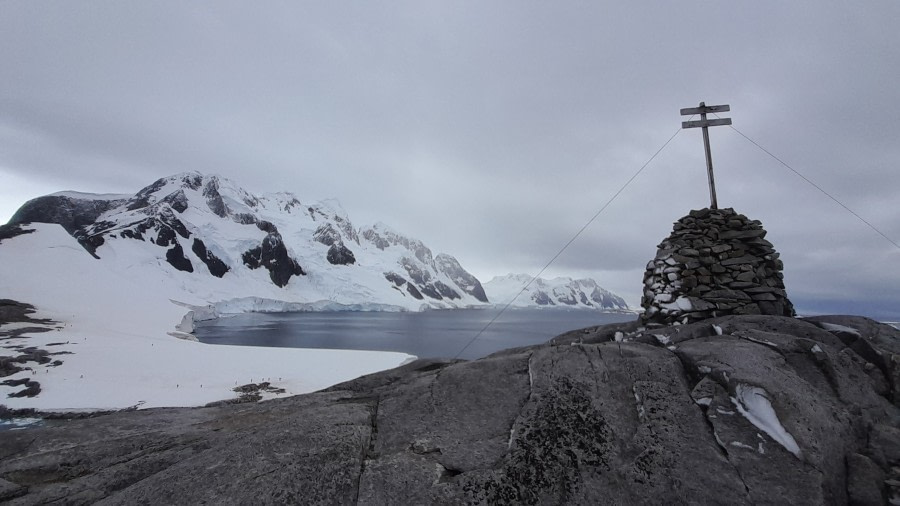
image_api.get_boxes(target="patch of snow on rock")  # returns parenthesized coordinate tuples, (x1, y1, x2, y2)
(818, 322, 861, 337)
(730, 384, 802, 459)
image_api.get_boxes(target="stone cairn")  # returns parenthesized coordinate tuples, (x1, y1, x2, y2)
(641, 207, 794, 325)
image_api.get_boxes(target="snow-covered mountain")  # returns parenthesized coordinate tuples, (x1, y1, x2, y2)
(484, 274, 629, 310)
(6, 172, 489, 312)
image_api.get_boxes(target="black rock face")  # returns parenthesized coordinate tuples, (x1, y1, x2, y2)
(420, 283, 442, 300)
(160, 190, 189, 213)
(434, 281, 461, 300)
(406, 283, 423, 299)
(165, 243, 193, 273)
(241, 232, 304, 287)
(192, 239, 230, 278)
(156, 226, 177, 247)
(10, 195, 126, 235)
(0, 224, 36, 244)
(126, 177, 168, 211)
(326, 243, 356, 265)
(384, 272, 407, 287)
(203, 179, 228, 218)
(255, 220, 277, 234)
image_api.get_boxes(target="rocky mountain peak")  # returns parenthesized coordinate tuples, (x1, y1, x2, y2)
(5, 172, 490, 310)
(484, 274, 629, 310)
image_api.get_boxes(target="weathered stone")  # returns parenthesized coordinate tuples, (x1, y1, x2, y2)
(642, 208, 794, 325)
(720, 255, 758, 266)
(2, 315, 898, 504)
(846, 453, 886, 506)
(735, 271, 757, 282)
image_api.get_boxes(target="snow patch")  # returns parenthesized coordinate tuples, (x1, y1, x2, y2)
(632, 386, 645, 419)
(730, 384, 802, 458)
(0, 224, 415, 410)
(818, 322, 861, 337)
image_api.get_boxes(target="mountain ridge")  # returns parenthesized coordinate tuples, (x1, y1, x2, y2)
(7, 172, 493, 311)
(6, 172, 628, 313)
(484, 273, 630, 311)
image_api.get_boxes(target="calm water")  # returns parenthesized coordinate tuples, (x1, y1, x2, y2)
(194, 308, 637, 360)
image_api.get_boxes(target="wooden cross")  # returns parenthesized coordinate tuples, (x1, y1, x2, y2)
(681, 102, 732, 209)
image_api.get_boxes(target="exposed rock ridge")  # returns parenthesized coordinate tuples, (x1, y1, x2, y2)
(6, 172, 487, 307)
(484, 274, 629, 310)
(1, 314, 897, 504)
(642, 208, 794, 325)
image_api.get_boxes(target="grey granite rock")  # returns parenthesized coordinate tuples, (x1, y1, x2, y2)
(1, 315, 897, 504)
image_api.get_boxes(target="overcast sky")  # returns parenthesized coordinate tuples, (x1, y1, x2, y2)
(2, 2, 898, 318)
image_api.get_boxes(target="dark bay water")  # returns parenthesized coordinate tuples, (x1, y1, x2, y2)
(194, 308, 637, 360)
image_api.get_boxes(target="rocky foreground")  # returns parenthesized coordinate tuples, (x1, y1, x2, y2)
(1, 314, 898, 505)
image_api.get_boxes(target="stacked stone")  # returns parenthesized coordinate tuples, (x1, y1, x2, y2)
(641, 208, 794, 325)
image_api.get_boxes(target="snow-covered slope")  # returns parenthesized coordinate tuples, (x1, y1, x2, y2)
(8, 172, 489, 313)
(484, 273, 630, 311)
(0, 223, 414, 410)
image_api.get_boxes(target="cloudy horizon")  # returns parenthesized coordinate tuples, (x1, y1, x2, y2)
(2, 2, 898, 318)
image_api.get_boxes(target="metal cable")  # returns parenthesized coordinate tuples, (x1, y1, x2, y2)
(723, 122, 900, 251)
(452, 125, 686, 359)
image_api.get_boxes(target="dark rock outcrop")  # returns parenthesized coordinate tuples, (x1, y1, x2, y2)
(326, 243, 356, 265)
(420, 283, 442, 300)
(9, 195, 126, 235)
(590, 287, 628, 309)
(1, 314, 897, 504)
(362, 226, 433, 264)
(642, 208, 794, 325)
(384, 272, 407, 287)
(0, 225, 35, 244)
(401, 257, 430, 285)
(191, 239, 229, 278)
(242, 232, 305, 287)
(202, 179, 228, 218)
(165, 243, 193, 273)
(434, 280, 461, 300)
(313, 224, 341, 246)
(406, 283, 423, 300)
(435, 253, 489, 303)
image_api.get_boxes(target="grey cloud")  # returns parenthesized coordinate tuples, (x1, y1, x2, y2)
(1, 1, 898, 318)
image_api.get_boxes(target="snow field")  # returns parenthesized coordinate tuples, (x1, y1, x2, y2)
(0, 224, 414, 410)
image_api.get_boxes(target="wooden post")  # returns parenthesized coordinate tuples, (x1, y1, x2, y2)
(681, 102, 732, 210)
